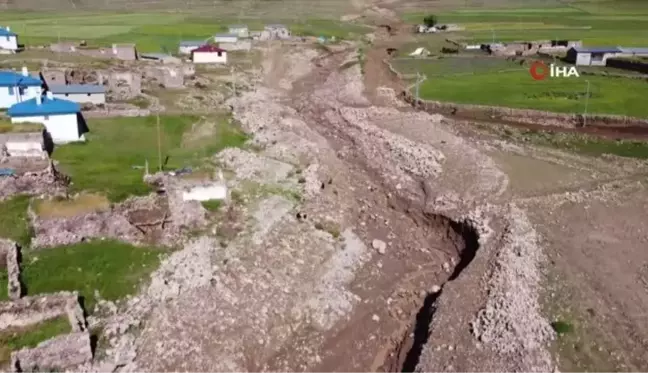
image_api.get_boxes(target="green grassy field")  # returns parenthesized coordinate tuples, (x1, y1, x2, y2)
(52, 114, 248, 202)
(0, 12, 370, 52)
(402, 0, 648, 46)
(21, 240, 163, 312)
(0, 195, 34, 248)
(404, 57, 648, 117)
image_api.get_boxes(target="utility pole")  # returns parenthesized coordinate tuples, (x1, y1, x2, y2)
(156, 111, 162, 172)
(583, 79, 590, 127)
(490, 28, 495, 44)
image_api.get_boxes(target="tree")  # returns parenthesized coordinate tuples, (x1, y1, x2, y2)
(423, 15, 438, 27)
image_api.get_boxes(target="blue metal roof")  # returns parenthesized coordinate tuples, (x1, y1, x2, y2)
(48, 84, 105, 94)
(0, 27, 16, 37)
(8, 96, 80, 117)
(572, 46, 621, 54)
(0, 71, 42, 87)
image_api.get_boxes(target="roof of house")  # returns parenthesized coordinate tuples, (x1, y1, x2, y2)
(0, 27, 16, 37)
(48, 84, 105, 94)
(0, 71, 42, 87)
(618, 47, 648, 55)
(228, 24, 248, 29)
(193, 45, 227, 53)
(179, 40, 205, 47)
(8, 96, 80, 117)
(572, 46, 621, 54)
(214, 33, 238, 38)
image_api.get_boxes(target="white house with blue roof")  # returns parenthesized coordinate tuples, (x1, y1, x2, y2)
(0, 26, 18, 52)
(8, 91, 87, 144)
(0, 67, 42, 109)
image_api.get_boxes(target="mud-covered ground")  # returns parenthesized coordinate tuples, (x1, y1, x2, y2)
(76, 2, 648, 372)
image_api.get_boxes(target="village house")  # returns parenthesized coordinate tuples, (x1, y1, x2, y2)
(0, 68, 42, 109)
(228, 25, 249, 38)
(47, 84, 106, 105)
(191, 45, 227, 64)
(0, 26, 18, 53)
(214, 33, 238, 43)
(262, 24, 291, 40)
(7, 92, 88, 144)
(566, 46, 621, 66)
(178, 41, 205, 55)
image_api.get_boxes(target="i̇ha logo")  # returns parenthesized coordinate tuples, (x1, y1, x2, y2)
(529, 61, 580, 80)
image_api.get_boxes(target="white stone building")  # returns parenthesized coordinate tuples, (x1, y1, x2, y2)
(228, 25, 249, 38)
(7, 92, 88, 144)
(0, 68, 42, 109)
(0, 26, 18, 52)
(191, 45, 227, 64)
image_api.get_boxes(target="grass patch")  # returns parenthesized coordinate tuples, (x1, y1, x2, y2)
(0, 195, 33, 248)
(33, 193, 111, 218)
(551, 320, 575, 335)
(0, 270, 8, 301)
(0, 121, 44, 134)
(0, 316, 71, 366)
(52, 115, 247, 202)
(21, 240, 164, 312)
(201, 199, 223, 212)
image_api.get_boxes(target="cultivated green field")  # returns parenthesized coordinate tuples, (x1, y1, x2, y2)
(402, 0, 648, 46)
(0, 11, 370, 52)
(405, 57, 647, 117)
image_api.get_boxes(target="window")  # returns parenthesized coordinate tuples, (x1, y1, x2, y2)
(44, 115, 49, 120)
(65, 93, 69, 97)
(5, 36, 9, 41)
(87, 93, 91, 97)
(8, 87, 13, 96)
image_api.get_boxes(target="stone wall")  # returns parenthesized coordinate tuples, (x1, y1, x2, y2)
(0, 291, 86, 332)
(400, 90, 648, 129)
(83, 108, 151, 118)
(0, 239, 21, 300)
(606, 58, 648, 74)
(10, 331, 93, 372)
(0, 162, 69, 201)
(219, 40, 252, 51)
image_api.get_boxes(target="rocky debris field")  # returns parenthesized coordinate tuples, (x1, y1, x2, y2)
(16, 8, 644, 372)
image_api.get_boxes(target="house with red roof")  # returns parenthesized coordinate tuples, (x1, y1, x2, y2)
(191, 45, 227, 64)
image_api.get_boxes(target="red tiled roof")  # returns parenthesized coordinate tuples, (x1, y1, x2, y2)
(192, 45, 226, 53)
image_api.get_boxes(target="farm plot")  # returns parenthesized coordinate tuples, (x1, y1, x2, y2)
(392, 56, 524, 78)
(409, 66, 648, 117)
(401, 1, 648, 46)
(1, 11, 369, 52)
